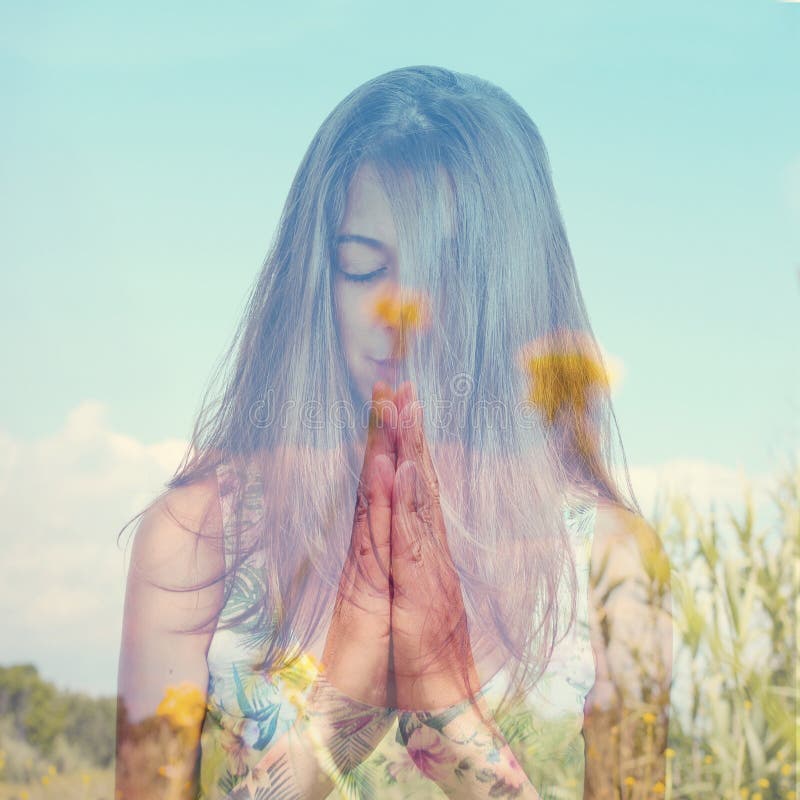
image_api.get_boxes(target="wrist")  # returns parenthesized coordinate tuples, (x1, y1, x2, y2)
(396, 692, 538, 800)
(297, 671, 396, 770)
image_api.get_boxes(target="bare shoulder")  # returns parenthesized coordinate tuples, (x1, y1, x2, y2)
(129, 471, 225, 589)
(584, 499, 673, 716)
(590, 499, 671, 594)
(119, 471, 227, 724)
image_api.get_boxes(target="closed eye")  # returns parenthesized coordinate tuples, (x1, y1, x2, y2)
(338, 266, 388, 283)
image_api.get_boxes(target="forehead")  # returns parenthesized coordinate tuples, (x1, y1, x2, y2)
(337, 163, 397, 250)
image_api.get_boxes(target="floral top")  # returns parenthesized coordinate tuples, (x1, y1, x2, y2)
(198, 463, 597, 800)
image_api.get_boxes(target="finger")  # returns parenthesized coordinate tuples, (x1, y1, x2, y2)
(366, 380, 397, 469)
(391, 459, 466, 654)
(394, 380, 415, 417)
(352, 381, 396, 548)
(338, 384, 397, 608)
(351, 451, 394, 594)
(395, 390, 446, 551)
(390, 459, 425, 592)
(337, 455, 394, 622)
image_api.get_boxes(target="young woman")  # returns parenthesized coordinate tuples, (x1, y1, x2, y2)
(115, 66, 672, 800)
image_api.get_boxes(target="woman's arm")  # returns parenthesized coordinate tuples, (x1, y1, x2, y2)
(583, 502, 673, 800)
(396, 697, 540, 800)
(115, 475, 225, 800)
(223, 673, 396, 800)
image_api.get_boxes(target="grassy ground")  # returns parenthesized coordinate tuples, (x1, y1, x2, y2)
(0, 769, 114, 800)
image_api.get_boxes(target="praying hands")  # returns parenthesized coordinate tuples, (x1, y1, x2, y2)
(231, 381, 541, 799)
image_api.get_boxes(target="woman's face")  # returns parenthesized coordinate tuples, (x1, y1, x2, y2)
(333, 163, 402, 407)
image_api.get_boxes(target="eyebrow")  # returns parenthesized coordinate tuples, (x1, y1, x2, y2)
(334, 233, 386, 251)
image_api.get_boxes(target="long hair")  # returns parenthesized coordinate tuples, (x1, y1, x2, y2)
(119, 65, 641, 718)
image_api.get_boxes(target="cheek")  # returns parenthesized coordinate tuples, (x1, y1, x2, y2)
(334, 284, 371, 350)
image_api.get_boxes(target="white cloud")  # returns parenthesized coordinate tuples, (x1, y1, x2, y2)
(626, 458, 775, 521)
(0, 401, 188, 696)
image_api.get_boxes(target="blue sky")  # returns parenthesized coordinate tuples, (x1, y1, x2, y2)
(0, 1, 797, 694)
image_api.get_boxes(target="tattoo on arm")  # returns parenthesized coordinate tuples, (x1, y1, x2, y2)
(397, 698, 541, 800)
(225, 672, 396, 800)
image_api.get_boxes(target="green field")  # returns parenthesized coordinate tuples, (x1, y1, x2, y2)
(0, 769, 113, 800)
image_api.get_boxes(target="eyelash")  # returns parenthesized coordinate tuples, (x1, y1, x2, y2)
(340, 267, 387, 283)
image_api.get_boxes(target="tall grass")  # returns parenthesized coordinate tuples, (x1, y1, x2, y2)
(659, 460, 797, 799)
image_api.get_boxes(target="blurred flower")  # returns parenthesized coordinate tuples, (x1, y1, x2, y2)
(642, 711, 657, 725)
(653, 781, 666, 794)
(518, 329, 618, 425)
(275, 651, 321, 693)
(757, 779, 770, 788)
(156, 682, 206, 730)
(624, 775, 636, 786)
(371, 287, 431, 358)
(517, 329, 623, 491)
(665, 748, 675, 759)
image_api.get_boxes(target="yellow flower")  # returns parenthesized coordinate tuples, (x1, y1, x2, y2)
(371, 288, 431, 358)
(757, 779, 770, 789)
(518, 330, 617, 424)
(739, 789, 749, 799)
(744, 699, 753, 710)
(156, 682, 206, 729)
(20, 792, 30, 800)
(704, 754, 713, 764)
(653, 781, 666, 794)
(624, 776, 636, 786)
(81, 772, 91, 785)
(41, 775, 50, 785)
(785, 791, 796, 800)
(665, 748, 675, 759)
(276, 651, 321, 693)
(752, 794, 763, 800)
(642, 711, 657, 725)
(47, 764, 56, 775)
(781, 763, 792, 776)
